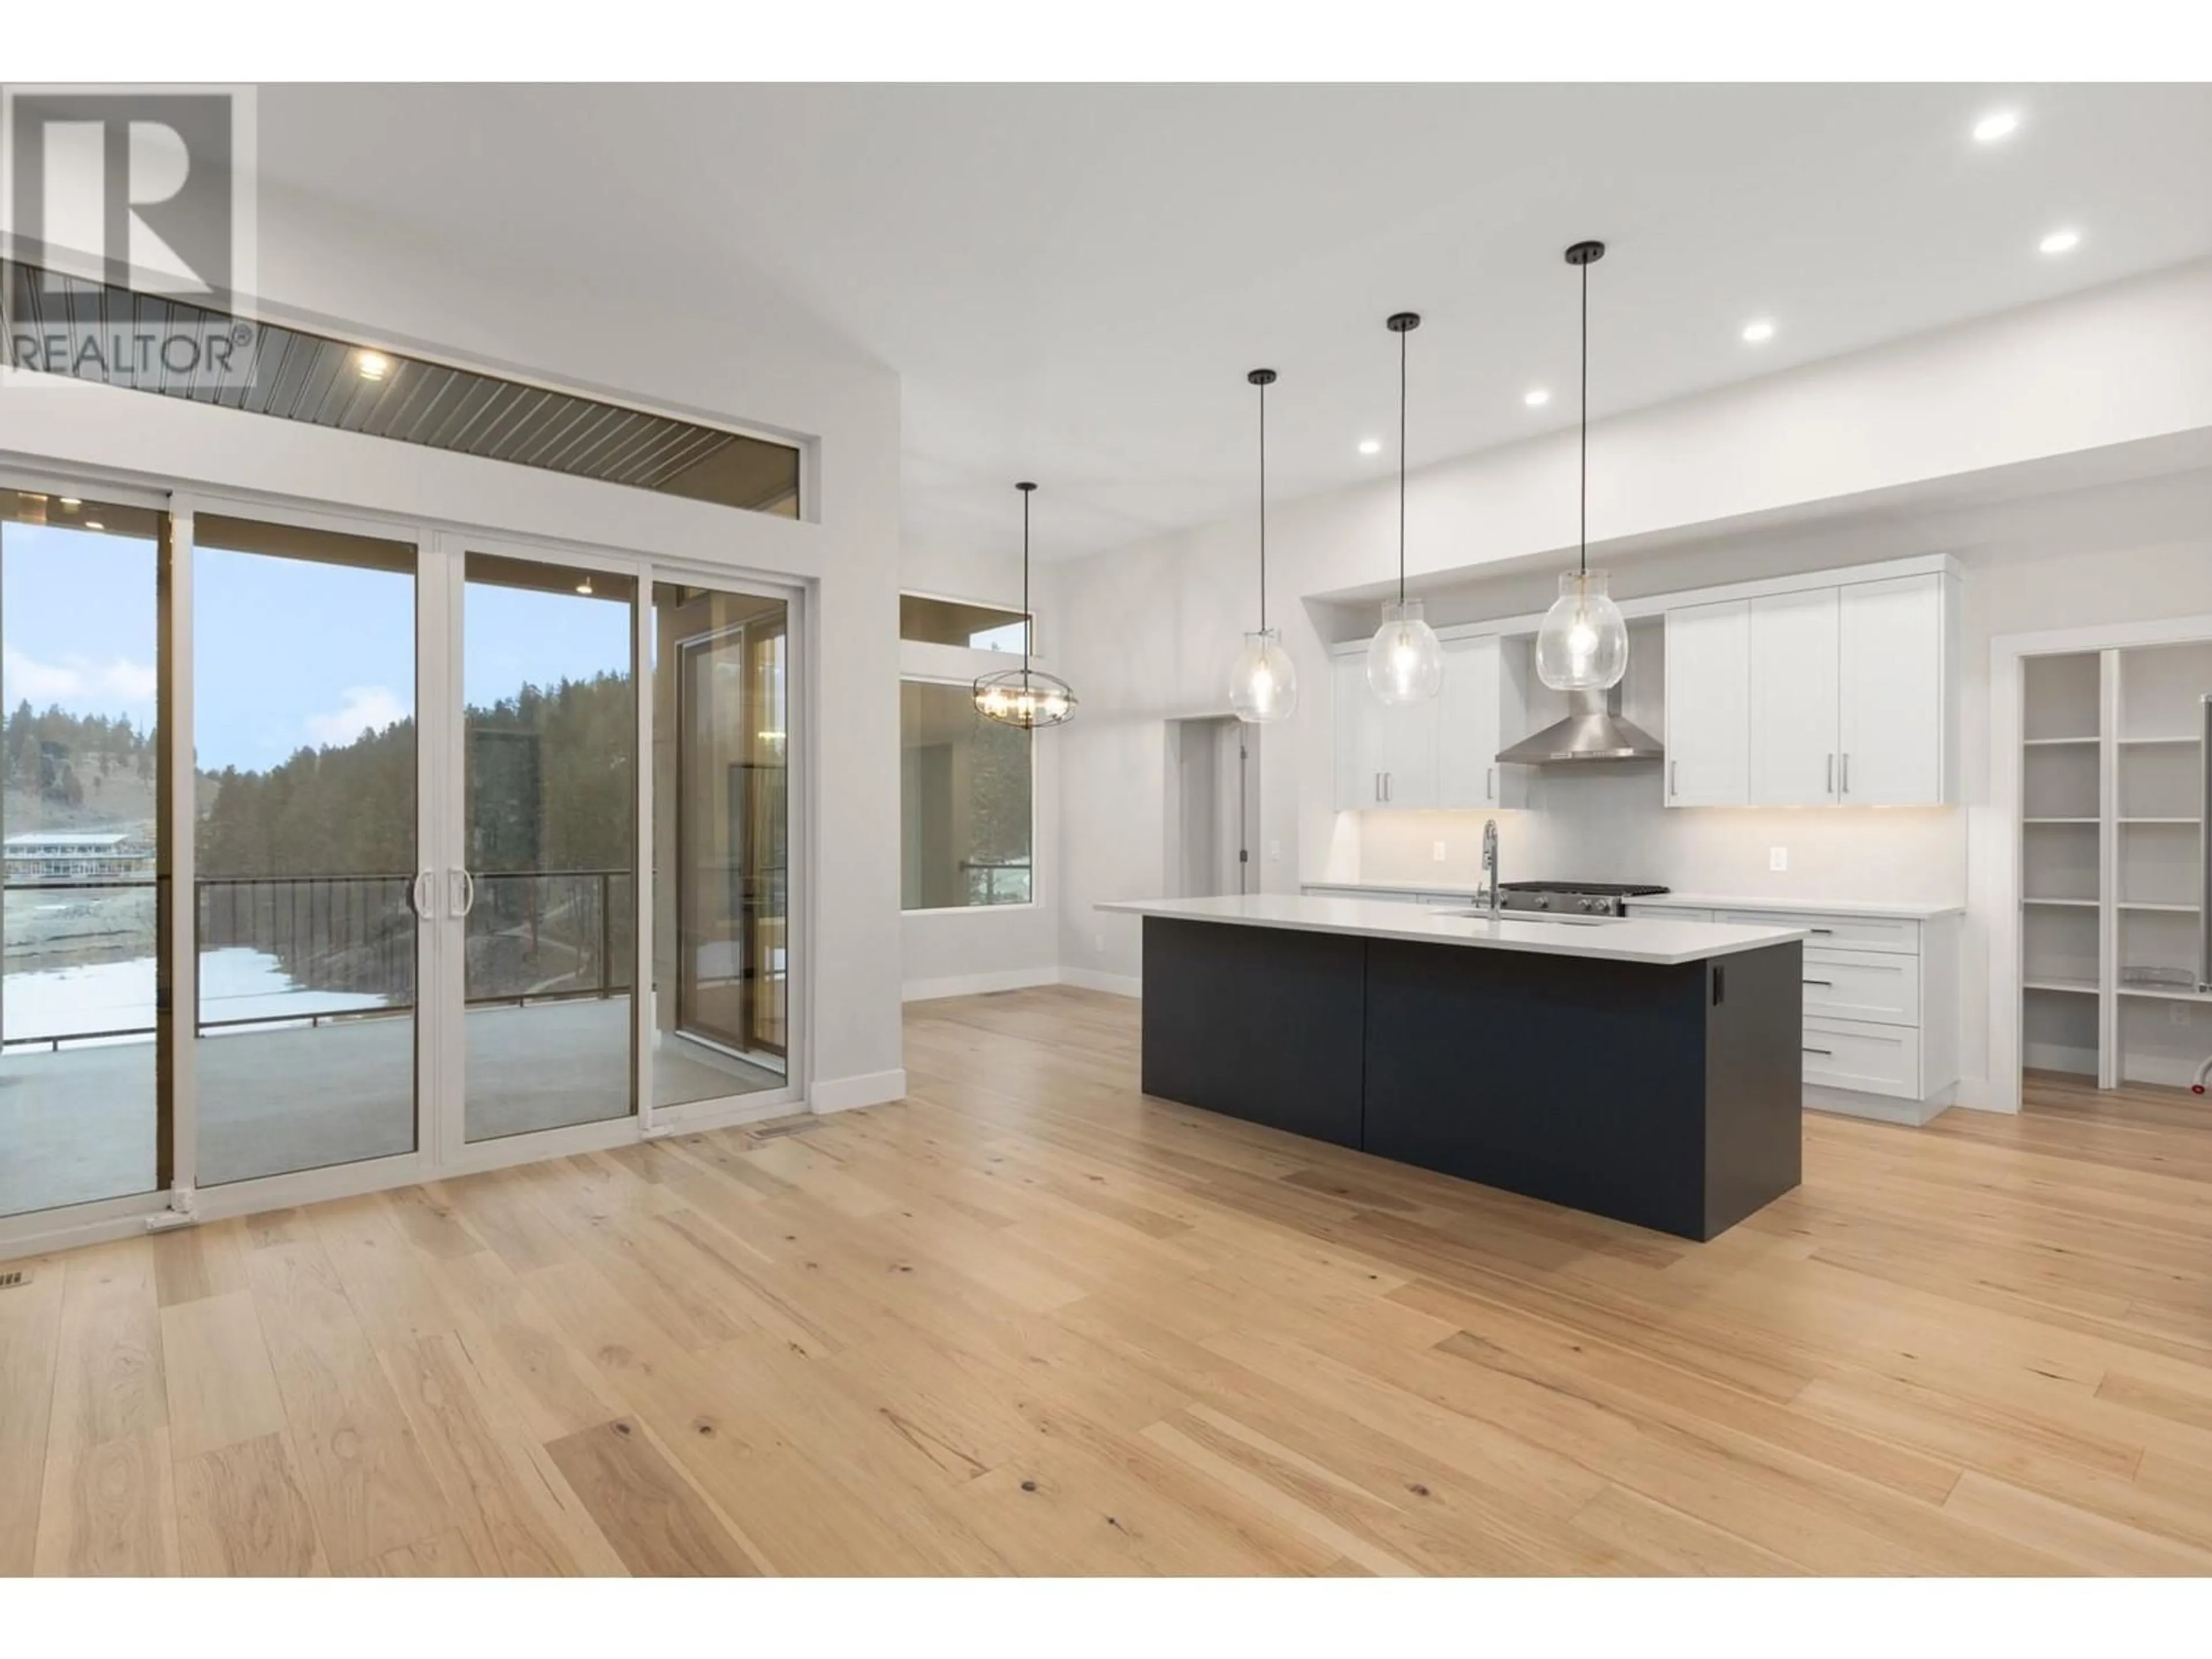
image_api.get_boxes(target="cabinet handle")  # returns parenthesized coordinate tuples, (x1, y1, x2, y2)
(1384, 771, 1392, 803)
(1809, 927, 1835, 934)
(1827, 753, 1835, 796)
(1841, 752, 1851, 795)
(1486, 766, 1494, 801)
(1669, 760, 1679, 800)
(1802, 978, 1834, 987)
(1802, 1046, 1834, 1056)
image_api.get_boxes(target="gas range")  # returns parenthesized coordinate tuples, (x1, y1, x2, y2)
(1496, 881, 1669, 918)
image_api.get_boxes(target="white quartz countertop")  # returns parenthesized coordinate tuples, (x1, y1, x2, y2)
(1099, 895, 1807, 966)
(1302, 881, 1963, 919)
(1619, 893, 1965, 919)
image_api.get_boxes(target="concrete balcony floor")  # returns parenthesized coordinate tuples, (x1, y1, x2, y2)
(0, 996, 782, 1219)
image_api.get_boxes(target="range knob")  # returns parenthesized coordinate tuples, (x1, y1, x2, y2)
(1531, 894, 1550, 910)
(1578, 897, 1598, 912)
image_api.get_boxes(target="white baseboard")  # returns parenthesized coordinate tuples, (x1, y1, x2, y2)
(903, 967, 1060, 1002)
(1058, 967, 1141, 999)
(1804, 1085, 1952, 1127)
(900, 967, 1143, 1002)
(810, 1067, 907, 1115)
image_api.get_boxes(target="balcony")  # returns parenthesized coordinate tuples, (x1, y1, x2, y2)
(1, 870, 782, 1220)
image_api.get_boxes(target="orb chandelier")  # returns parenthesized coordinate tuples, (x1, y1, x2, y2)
(973, 481, 1077, 729)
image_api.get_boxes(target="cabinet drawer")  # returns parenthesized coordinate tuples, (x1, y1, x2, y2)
(1801, 946, 1920, 1027)
(1801, 1016, 1921, 1099)
(1722, 909, 1920, 955)
(1627, 904, 1715, 922)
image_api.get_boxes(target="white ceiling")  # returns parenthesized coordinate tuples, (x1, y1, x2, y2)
(253, 84, 2212, 563)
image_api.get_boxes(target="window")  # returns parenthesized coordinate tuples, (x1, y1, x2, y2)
(900, 593, 1030, 654)
(900, 681, 1032, 909)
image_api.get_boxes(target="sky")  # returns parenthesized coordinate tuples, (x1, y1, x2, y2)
(2, 521, 631, 774)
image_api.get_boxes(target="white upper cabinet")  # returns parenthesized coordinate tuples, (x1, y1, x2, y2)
(1838, 574, 1946, 805)
(1667, 569, 1951, 810)
(1332, 654, 1438, 809)
(1332, 654, 1381, 810)
(1436, 635, 1529, 810)
(1748, 588, 1841, 805)
(1664, 600, 1751, 806)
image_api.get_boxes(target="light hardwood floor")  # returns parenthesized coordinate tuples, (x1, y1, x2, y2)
(6, 986, 2212, 1575)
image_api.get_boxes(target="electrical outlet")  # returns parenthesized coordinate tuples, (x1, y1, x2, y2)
(2172, 1002, 2193, 1027)
(1769, 847, 1789, 872)
(1433, 840, 1447, 863)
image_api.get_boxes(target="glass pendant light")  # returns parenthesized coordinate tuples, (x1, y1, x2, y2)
(1535, 240, 1630, 692)
(1366, 312, 1443, 704)
(1229, 368, 1297, 723)
(974, 482, 1077, 728)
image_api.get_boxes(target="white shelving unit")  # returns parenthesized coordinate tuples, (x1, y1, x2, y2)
(2020, 643, 2210, 1088)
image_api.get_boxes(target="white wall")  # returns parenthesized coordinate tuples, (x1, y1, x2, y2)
(1, 183, 910, 1108)
(1052, 261, 2212, 1112)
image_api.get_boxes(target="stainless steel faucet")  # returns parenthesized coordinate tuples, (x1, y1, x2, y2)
(1482, 817, 1501, 921)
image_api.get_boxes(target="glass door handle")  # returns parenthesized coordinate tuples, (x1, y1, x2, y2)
(410, 870, 435, 919)
(449, 867, 478, 917)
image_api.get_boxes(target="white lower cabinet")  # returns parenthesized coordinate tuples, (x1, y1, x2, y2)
(1627, 901, 1958, 1123)
(1801, 1016, 1923, 1100)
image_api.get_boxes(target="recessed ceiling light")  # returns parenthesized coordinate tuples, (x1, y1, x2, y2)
(575, 575, 594, 596)
(1357, 438, 1382, 456)
(356, 350, 392, 381)
(1524, 388, 1551, 407)
(1741, 319, 1776, 344)
(1973, 111, 2020, 143)
(2039, 228, 2081, 255)
(84, 520, 104, 531)
(59, 497, 81, 508)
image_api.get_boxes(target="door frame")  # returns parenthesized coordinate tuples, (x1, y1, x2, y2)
(641, 558, 808, 1135)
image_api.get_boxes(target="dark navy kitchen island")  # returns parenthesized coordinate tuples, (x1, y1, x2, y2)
(1102, 895, 1808, 1241)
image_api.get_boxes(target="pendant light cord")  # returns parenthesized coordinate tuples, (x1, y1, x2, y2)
(1021, 484, 1032, 675)
(1258, 374, 1268, 633)
(1578, 256, 1589, 580)
(1397, 321, 1408, 606)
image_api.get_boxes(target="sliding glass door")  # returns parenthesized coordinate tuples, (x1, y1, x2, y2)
(0, 488, 171, 1221)
(457, 552, 638, 1143)
(4, 493, 802, 1238)
(191, 514, 423, 1186)
(651, 580, 791, 1111)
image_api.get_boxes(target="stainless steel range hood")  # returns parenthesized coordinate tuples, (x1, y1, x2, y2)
(1496, 684, 1664, 766)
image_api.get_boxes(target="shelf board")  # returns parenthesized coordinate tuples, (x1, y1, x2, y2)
(2023, 736, 2100, 747)
(2120, 816, 2202, 825)
(2024, 977, 2099, 995)
(2118, 734, 2203, 747)
(2117, 983, 2212, 1003)
(2118, 900, 2202, 912)
(2024, 896, 2100, 908)
(2023, 817, 2098, 825)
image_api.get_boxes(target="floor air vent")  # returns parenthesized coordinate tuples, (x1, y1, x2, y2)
(0, 1268, 29, 1291)
(2, 259, 800, 516)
